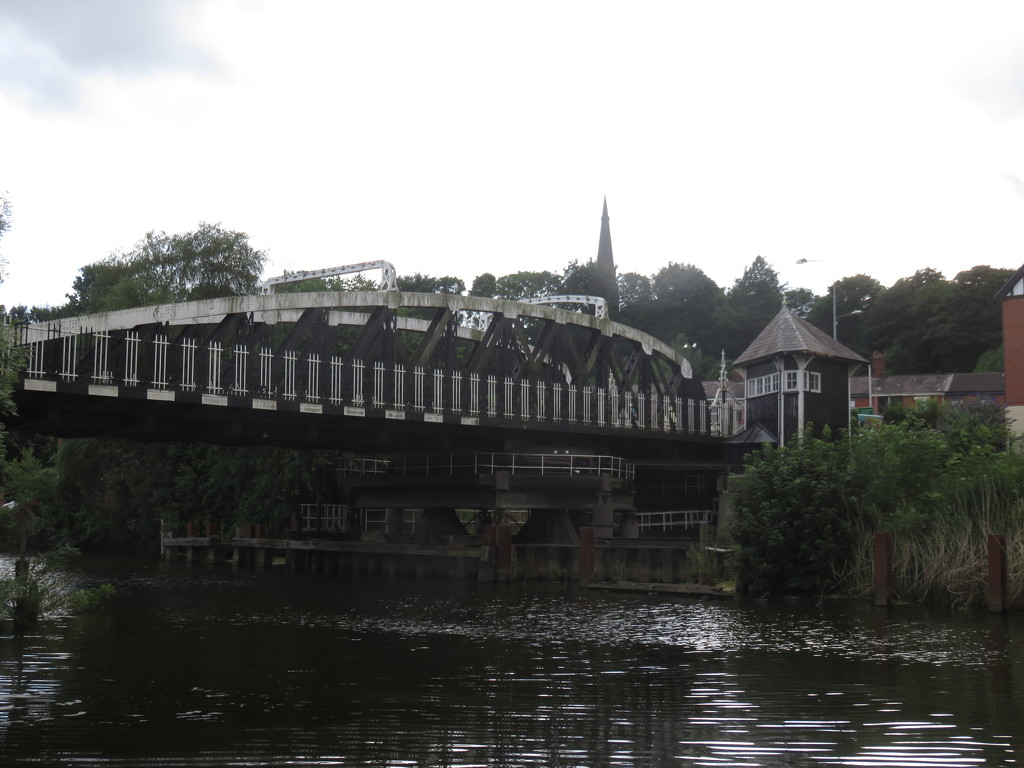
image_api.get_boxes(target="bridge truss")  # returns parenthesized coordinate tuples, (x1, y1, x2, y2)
(12, 291, 714, 450)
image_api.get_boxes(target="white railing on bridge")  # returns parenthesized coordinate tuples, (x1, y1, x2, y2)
(635, 509, 714, 533)
(17, 330, 713, 437)
(385, 452, 635, 480)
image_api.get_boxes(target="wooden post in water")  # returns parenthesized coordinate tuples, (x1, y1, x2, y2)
(987, 534, 1008, 614)
(873, 532, 892, 607)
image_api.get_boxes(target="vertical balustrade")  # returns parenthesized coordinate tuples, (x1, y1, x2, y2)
(124, 331, 140, 386)
(91, 331, 111, 383)
(393, 364, 405, 409)
(351, 359, 365, 406)
(503, 376, 513, 418)
(306, 353, 321, 401)
(232, 346, 249, 395)
(469, 373, 480, 416)
(329, 356, 343, 405)
(487, 375, 497, 418)
(412, 366, 425, 411)
(259, 347, 273, 394)
(60, 333, 78, 382)
(432, 368, 444, 414)
(282, 352, 297, 400)
(372, 361, 385, 407)
(152, 334, 169, 388)
(451, 371, 462, 413)
(180, 338, 197, 392)
(207, 341, 223, 394)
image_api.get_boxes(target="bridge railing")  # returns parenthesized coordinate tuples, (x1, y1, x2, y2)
(635, 509, 715, 533)
(385, 452, 635, 480)
(18, 324, 713, 437)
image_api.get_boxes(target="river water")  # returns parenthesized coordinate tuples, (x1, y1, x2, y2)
(0, 555, 1019, 767)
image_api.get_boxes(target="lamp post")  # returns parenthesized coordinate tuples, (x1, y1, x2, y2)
(795, 258, 860, 339)
(834, 309, 862, 340)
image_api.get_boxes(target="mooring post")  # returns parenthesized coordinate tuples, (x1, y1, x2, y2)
(579, 526, 595, 585)
(873, 532, 892, 607)
(987, 534, 1008, 614)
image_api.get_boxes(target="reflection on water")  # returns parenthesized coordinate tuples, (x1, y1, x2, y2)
(0, 555, 1018, 766)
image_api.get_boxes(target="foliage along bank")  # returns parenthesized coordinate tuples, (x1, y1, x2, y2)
(729, 400, 1024, 608)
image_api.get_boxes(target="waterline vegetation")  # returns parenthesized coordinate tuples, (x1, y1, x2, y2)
(729, 400, 1024, 609)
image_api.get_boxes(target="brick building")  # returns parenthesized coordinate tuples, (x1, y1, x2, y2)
(997, 266, 1024, 431)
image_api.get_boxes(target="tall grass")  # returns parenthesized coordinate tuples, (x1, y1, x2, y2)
(837, 485, 1024, 610)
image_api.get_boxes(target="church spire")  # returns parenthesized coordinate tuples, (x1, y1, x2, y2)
(595, 197, 618, 315)
(597, 196, 614, 269)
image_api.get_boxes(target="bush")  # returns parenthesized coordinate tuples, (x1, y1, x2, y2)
(729, 432, 852, 596)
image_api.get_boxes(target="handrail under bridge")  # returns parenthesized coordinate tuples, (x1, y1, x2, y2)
(381, 452, 635, 480)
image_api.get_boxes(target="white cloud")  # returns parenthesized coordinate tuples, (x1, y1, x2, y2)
(0, 0, 215, 108)
(2, 1, 1024, 313)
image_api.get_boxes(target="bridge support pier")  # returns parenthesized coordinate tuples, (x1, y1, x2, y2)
(592, 493, 615, 539)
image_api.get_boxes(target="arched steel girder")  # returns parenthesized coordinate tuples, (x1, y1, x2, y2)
(18, 291, 703, 405)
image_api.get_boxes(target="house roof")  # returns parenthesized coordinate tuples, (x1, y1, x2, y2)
(995, 263, 1024, 299)
(849, 372, 1004, 398)
(725, 422, 778, 445)
(734, 306, 868, 367)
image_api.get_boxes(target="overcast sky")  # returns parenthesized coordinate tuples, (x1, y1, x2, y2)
(2, 1, 1024, 311)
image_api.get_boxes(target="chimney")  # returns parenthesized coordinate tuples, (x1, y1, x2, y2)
(871, 351, 885, 379)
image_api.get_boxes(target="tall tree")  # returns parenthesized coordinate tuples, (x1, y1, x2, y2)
(805, 274, 883, 352)
(66, 222, 266, 314)
(637, 262, 729, 355)
(724, 256, 784, 350)
(397, 273, 465, 294)
(616, 272, 653, 313)
(862, 269, 948, 373)
(492, 271, 562, 301)
(469, 273, 497, 298)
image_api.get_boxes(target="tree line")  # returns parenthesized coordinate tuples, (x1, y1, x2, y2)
(8, 230, 1013, 382)
(0, 219, 1016, 553)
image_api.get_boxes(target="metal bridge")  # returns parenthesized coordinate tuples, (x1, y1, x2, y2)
(10, 290, 716, 456)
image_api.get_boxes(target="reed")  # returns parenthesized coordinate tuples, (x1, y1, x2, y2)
(838, 484, 1024, 610)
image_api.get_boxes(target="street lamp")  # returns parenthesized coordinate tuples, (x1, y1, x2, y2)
(795, 258, 860, 340)
(834, 309, 862, 340)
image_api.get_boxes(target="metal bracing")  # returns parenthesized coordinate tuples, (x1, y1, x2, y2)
(15, 291, 712, 439)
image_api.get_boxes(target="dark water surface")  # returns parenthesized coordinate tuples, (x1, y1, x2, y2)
(0, 555, 1019, 766)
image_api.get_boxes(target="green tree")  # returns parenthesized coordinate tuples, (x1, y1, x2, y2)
(0, 193, 10, 246)
(560, 260, 603, 298)
(724, 256, 784, 350)
(730, 432, 852, 595)
(66, 222, 267, 313)
(469, 273, 497, 298)
(492, 271, 562, 301)
(805, 274, 883, 352)
(397, 273, 466, 294)
(861, 269, 947, 373)
(617, 272, 653, 312)
(783, 287, 818, 318)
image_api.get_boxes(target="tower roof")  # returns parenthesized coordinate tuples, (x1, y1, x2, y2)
(734, 305, 868, 366)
